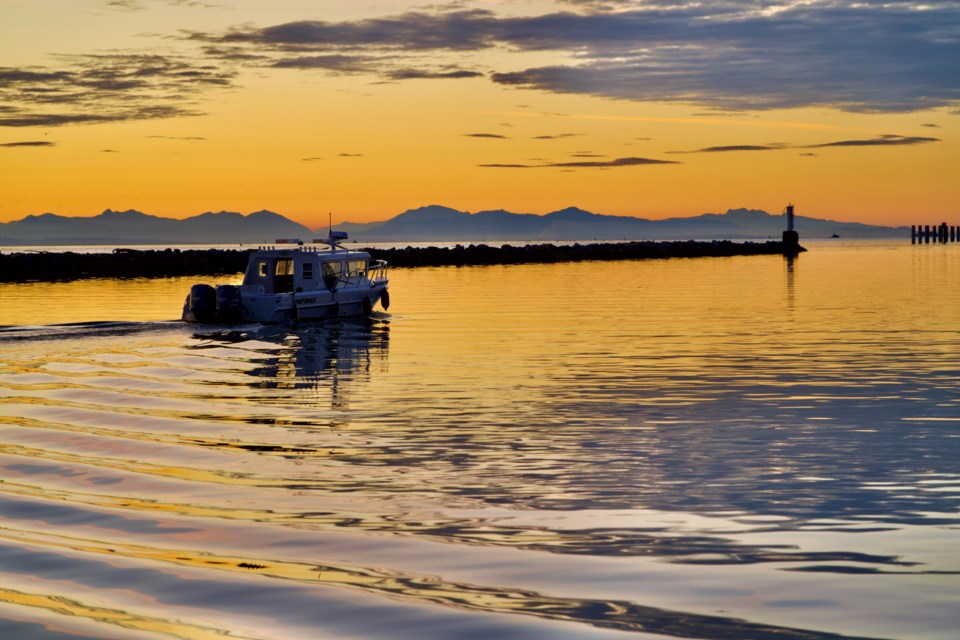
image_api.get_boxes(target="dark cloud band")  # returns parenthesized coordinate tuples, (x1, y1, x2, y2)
(810, 135, 940, 148)
(193, 3, 960, 113)
(0, 54, 235, 128)
(675, 135, 941, 154)
(465, 133, 508, 139)
(0, 140, 55, 147)
(480, 156, 678, 169)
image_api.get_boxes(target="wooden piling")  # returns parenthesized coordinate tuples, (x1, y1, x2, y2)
(916, 223, 958, 244)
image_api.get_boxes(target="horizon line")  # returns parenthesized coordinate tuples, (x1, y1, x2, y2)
(0, 204, 913, 232)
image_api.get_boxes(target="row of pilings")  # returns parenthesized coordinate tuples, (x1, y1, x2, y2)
(912, 223, 960, 244)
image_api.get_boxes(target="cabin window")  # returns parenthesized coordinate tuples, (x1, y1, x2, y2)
(257, 261, 268, 278)
(302, 262, 313, 279)
(322, 262, 342, 279)
(346, 260, 366, 278)
(322, 261, 342, 290)
(275, 259, 294, 276)
(274, 258, 295, 293)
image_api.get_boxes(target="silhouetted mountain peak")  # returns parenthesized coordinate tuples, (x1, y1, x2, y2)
(392, 205, 468, 222)
(545, 206, 598, 220)
(248, 210, 286, 220)
(724, 208, 777, 219)
(191, 211, 245, 221)
(99, 209, 154, 219)
(18, 213, 63, 224)
(474, 208, 537, 221)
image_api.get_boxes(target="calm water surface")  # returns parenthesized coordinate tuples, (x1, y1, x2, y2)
(0, 240, 958, 639)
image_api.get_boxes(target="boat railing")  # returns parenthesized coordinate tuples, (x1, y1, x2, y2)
(367, 259, 388, 285)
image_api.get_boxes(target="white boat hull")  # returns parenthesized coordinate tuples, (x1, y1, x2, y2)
(237, 286, 388, 323)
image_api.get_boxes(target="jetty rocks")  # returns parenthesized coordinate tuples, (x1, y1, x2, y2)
(0, 240, 803, 283)
(0, 248, 250, 283)
(375, 240, 802, 268)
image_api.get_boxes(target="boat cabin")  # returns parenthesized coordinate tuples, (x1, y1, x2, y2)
(242, 246, 376, 295)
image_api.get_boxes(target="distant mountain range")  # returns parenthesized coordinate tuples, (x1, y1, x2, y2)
(0, 205, 907, 246)
(0, 209, 313, 246)
(337, 205, 907, 241)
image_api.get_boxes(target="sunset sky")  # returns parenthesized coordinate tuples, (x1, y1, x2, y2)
(1, 0, 957, 229)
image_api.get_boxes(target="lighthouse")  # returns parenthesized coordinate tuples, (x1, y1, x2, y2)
(782, 203, 800, 252)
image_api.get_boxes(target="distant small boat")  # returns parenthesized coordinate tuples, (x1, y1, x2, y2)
(182, 231, 389, 324)
(831, 232, 840, 238)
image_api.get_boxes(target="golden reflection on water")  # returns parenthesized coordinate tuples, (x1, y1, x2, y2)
(0, 521, 897, 640)
(1, 240, 959, 639)
(0, 586, 259, 640)
(0, 276, 236, 326)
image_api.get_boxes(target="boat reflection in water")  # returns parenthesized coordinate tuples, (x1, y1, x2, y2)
(189, 316, 389, 409)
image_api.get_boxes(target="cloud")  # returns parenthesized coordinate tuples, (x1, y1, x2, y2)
(0, 141, 55, 148)
(193, 3, 960, 113)
(303, 154, 367, 161)
(168, 0, 222, 8)
(105, 0, 146, 10)
(0, 68, 73, 84)
(532, 133, 580, 140)
(146, 135, 208, 141)
(674, 134, 940, 153)
(673, 144, 784, 154)
(207, 11, 500, 51)
(104, 0, 220, 10)
(388, 68, 484, 80)
(558, 0, 682, 8)
(480, 156, 678, 168)
(809, 134, 940, 148)
(271, 54, 376, 73)
(197, 45, 272, 64)
(0, 54, 235, 128)
(0, 111, 183, 127)
(921, 123, 940, 128)
(465, 133, 508, 139)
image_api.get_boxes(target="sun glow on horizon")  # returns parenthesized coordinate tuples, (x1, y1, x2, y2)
(1, 1, 957, 229)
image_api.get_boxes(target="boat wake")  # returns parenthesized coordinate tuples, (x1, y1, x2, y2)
(0, 320, 191, 342)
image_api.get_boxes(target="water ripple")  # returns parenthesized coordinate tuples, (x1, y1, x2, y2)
(1, 246, 959, 639)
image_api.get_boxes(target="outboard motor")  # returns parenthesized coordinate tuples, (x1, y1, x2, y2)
(215, 284, 242, 323)
(187, 284, 216, 323)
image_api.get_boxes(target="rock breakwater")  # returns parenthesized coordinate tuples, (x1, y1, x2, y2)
(0, 248, 250, 283)
(373, 240, 801, 268)
(0, 240, 802, 283)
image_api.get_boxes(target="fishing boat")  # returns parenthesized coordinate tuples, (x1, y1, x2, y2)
(182, 232, 389, 324)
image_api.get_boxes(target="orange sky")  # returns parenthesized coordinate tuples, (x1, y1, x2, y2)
(1, 1, 957, 229)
